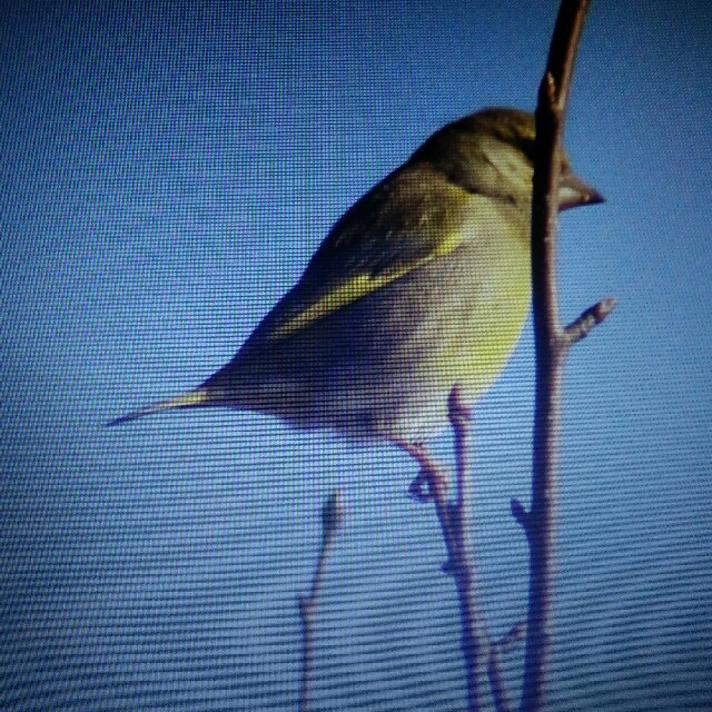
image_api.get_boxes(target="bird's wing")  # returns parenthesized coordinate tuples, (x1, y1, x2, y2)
(259, 163, 473, 343)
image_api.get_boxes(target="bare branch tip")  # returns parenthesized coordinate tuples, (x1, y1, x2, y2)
(321, 490, 345, 539)
(408, 472, 433, 503)
(510, 498, 529, 531)
(597, 297, 617, 319)
(448, 385, 473, 425)
(497, 622, 527, 654)
(563, 297, 616, 345)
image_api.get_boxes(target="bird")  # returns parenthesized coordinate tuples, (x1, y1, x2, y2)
(108, 107, 603, 444)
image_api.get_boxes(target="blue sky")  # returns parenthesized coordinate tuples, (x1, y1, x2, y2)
(3, 2, 711, 710)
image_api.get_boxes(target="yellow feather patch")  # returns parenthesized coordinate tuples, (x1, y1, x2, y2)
(268, 230, 464, 342)
(167, 390, 210, 408)
(269, 270, 406, 341)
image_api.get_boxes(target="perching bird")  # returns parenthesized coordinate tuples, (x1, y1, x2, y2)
(108, 108, 603, 443)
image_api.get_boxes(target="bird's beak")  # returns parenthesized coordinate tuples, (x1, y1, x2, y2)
(557, 170, 605, 211)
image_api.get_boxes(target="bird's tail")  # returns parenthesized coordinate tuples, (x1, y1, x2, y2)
(106, 389, 210, 427)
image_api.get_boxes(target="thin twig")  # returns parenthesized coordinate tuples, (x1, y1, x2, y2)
(489, 623, 526, 712)
(298, 490, 344, 712)
(488, 645, 512, 712)
(448, 388, 499, 712)
(399, 389, 498, 712)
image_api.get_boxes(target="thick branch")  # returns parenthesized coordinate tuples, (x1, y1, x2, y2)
(521, 2, 593, 712)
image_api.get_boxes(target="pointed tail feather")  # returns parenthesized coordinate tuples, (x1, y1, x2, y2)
(106, 390, 210, 427)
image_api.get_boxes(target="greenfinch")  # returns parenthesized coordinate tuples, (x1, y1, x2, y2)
(109, 108, 602, 443)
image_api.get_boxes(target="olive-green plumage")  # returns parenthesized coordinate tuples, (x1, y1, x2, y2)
(109, 108, 602, 442)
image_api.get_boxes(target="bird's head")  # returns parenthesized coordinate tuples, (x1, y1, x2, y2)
(409, 107, 603, 211)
